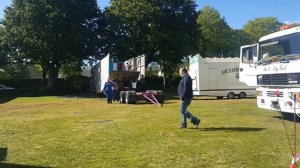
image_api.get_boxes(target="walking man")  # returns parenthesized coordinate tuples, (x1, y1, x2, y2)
(178, 67, 201, 129)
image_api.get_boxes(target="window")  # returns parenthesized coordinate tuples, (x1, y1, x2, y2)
(241, 45, 257, 63)
(259, 33, 300, 63)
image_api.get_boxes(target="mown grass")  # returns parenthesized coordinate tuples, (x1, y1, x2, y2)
(0, 95, 299, 168)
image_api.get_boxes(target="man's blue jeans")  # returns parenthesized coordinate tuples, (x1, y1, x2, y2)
(180, 98, 195, 125)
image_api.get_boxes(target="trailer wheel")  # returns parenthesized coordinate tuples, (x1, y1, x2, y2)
(155, 94, 165, 103)
(227, 92, 235, 99)
(238, 92, 247, 99)
(125, 92, 137, 104)
(125, 92, 130, 104)
(119, 91, 125, 104)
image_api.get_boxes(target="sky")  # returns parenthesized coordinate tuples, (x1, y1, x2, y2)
(1, 0, 299, 29)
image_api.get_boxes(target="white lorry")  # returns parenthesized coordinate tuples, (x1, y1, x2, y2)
(239, 26, 300, 113)
(189, 54, 256, 99)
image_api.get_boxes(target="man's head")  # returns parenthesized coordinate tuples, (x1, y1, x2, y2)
(179, 67, 188, 77)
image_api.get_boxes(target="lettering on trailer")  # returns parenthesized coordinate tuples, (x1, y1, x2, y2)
(222, 67, 239, 75)
(262, 64, 288, 72)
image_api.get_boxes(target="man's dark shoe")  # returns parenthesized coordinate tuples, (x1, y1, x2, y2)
(178, 123, 187, 129)
(193, 118, 201, 129)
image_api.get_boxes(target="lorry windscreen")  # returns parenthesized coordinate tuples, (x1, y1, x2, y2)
(258, 33, 300, 65)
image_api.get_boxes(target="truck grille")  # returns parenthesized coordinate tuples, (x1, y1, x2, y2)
(259, 74, 287, 85)
(257, 73, 300, 85)
(266, 91, 284, 97)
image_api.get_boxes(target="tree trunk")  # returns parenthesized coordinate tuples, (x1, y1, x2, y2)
(47, 64, 59, 91)
(42, 65, 48, 87)
(162, 64, 174, 90)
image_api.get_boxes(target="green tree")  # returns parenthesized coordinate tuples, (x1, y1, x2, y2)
(0, 26, 9, 68)
(107, 0, 199, 87)
(107, 0, 160, 60)
(151, 0, 199, 87)
(229, 29, 252, 57)
(243, 17, 283, 43)
(5, 63, 30, 80)
(197, 6, 232, 57)
(3, 0, 100, 90)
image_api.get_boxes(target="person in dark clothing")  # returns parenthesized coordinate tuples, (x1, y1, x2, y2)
(178, 67, 201, 129)
(123, 78, 130, 91)
(131, 79, 137, 91)
(103, 78, 113, 104)
(111, 80, 118, 101)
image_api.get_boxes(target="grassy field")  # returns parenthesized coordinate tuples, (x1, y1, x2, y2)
(0, 95, 299, 168)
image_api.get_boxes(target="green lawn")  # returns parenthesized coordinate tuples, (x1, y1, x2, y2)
(0, 95, 298, 168)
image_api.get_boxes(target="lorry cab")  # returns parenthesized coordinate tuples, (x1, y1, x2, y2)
(239, 26, 300, 113)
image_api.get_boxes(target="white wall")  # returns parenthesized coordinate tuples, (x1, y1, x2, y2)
(100, 53, 111, 91)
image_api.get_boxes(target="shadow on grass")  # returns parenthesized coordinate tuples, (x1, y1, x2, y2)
(0, 148, 51, 168)
(0, 163, 51, 168)
(198, 127, 266, 132)
(0, 96, 17, 104)
(193, 97, 257, 101)
(0, 88, 101, 105)
(1, 90, 257, 105)
(132, 101, 177, 106)
(272, 113, 300, 122)
(0, 148, 7, 161)
(0, 92, 18, 104)
(160, 101, 177, 104)
(165, 94, 256, 101)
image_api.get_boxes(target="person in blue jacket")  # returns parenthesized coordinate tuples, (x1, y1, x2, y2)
(103, 78, 113, 104)
(178, 67, 201, 129)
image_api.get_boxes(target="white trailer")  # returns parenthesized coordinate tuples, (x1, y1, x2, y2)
(189, 54, 256, 99)
(90, 53, 112, 93)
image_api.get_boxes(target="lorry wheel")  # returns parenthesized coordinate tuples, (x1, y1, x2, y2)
(125, 92, 137, 104)
(238, 92, 247, 99)
(125, 95, 129, 104)
(120, 91, 125, 104)
(227, 92, 235, 99)
(125, 92, 130, 104)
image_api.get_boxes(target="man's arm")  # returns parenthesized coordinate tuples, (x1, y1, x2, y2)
(181, 77, 187, 100)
